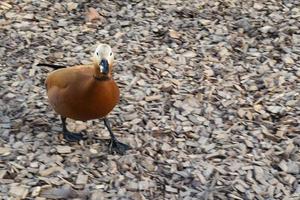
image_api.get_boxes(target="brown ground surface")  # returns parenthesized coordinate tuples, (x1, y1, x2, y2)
(0, 0, 300, 199)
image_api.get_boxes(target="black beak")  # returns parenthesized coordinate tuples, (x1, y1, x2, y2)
(99, 59, 109, 74)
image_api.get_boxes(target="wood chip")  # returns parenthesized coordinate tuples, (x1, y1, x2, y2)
(86, 8, 102, 22)
(9, 185, 29, 198)
(76, 173, 88, 185)
(165, 185, 178, 193)
(1, 1, 299, 199)
(169, 29, 180, 39)
(40, 166, 63, 176)
(55, 145, 72, 154)
(145, 95, 162, 101)
(182, 51, 197, 58)
(0, 147, 11, 156)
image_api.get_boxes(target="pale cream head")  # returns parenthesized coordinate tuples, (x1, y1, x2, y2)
(93, 44, 114, 67)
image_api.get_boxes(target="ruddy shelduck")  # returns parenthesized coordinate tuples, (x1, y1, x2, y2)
(41, 44, 130, 154)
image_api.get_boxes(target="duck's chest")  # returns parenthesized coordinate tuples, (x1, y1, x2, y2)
(61, 79, 120, 120)
(85, 80, 120, 107)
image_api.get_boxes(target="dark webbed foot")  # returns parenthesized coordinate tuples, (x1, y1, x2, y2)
(109, 139, 131, 154)
(63, 131, 84, 142)
(104, 118, 131, 154)
(61, 116, 85, 142)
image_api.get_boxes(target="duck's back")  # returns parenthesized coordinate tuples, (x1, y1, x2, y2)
(45, 65, 120, 121)
(46, 65, 93, 88)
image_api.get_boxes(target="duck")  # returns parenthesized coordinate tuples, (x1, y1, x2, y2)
(40, 44, 130, 154)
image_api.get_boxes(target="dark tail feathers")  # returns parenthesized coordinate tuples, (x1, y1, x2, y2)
(37, 63, 66, 69)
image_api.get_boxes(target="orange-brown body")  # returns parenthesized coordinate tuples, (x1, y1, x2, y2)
(45, 65, 119, 121)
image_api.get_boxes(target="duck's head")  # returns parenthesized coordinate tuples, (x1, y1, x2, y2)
(93, 44, 114, 80)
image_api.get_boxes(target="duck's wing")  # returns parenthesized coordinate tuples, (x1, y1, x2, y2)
(45, 65, 93, 90)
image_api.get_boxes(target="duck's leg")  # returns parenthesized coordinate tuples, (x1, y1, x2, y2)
(103, 118, 131, 154)
(61, 116, 84, 142)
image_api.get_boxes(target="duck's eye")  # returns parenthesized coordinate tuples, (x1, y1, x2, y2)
(96, 52, 99, 56)
(110, 52, 112, 56)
